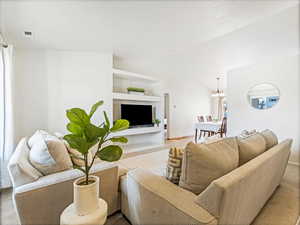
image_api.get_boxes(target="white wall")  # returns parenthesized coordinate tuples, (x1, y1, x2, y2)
(227, 54, 300, 163)
(13, 49, 112, 144)
(114, 6, 298, 139)
(161, 76, 211, 138)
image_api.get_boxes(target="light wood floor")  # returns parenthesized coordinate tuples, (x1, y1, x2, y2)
(1, 138, 299, 225)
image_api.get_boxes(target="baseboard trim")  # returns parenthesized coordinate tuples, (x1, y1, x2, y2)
(167, 135, 193, 141)
(288, 161, 300, 167)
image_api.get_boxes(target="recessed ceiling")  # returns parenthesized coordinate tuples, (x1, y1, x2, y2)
(0, 0, 298, 59)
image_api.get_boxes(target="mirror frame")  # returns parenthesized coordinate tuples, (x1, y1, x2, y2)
(247, 82, 280, 110)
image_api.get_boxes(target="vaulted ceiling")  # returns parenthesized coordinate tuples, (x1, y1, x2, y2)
(0, 1, 299, 88)
(1, 1, 298, 55)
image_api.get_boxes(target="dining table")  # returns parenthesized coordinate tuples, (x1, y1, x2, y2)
(194, 121, 222, 143)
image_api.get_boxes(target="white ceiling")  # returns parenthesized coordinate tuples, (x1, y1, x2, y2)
(115, 5, 299, 89)
(1, 0, 299, 58)
(0, 1, 299, 90)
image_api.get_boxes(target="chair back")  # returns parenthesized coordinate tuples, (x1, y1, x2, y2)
(197, 116, 204, 122)
(206, 115, 212, 122)
(220, 117, 227, 134)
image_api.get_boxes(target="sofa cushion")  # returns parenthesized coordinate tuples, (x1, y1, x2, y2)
(260, 129, 278, 149)
(179, 137, 239, 195)
(27, 130, 58, 148)
(238, 133, 267, 165)
(29, 133, 73, 175)
(166, 147, 183, 184)
(7, 138, 43, 187)
(54, 133, 95, 167)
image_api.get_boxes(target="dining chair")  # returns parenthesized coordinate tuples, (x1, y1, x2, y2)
(206, 115, 212, 122)
(195, 116, 210, 142)
(195, 129, 211, 142)
(213, 117, 227, 138)
(197, 116, 205, 122)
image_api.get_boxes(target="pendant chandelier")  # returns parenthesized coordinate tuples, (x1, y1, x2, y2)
(212, 77, 225, 97)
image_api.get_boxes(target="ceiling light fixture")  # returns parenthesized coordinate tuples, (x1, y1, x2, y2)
(212, 77, 225, 97)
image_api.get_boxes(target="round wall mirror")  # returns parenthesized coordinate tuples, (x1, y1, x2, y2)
(247, 83, 280, 110)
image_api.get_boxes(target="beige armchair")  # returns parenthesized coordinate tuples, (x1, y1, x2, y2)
(11, 163, 120, 225)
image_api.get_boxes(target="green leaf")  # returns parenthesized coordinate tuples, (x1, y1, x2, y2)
(89, 101, 103, 118)
(86, 139, 99, 150)
(63, 134, 89, 154)
(84, 124, 106, 142)
(97, 145, 123, 162)
(103, 111, 110, 130)
(66, 108, 90, 126)
(67, 123, 83, 135)
(110, 137, 128, 143)
(110, 119, 129, 132)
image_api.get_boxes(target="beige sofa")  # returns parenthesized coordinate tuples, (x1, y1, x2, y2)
(9, 136, 291, 225)
(119, 139, 292, 225)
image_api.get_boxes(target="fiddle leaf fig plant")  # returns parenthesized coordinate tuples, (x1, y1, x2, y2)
(63, 101, 129, 185)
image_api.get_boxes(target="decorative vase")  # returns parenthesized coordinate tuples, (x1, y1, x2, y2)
(73, 175, 99, 216)
(60, 175, 107, 225)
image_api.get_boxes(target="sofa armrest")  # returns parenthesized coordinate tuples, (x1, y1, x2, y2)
(14, 162, 119, 225)
(124, 168, 217, 225)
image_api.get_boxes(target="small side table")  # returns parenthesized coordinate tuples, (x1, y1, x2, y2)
(60, 199, 107, 225)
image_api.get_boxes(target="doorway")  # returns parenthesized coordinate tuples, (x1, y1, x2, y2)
(164, 93, 170, 140)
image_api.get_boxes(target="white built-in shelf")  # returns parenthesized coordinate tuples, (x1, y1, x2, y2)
(112, 126, 161, 136)
(113, 92, 161, 102)
(113, 68, 159, 83)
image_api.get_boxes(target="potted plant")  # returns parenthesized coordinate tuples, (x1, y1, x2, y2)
(127, 87, 145, 95)
(63, 100, 129, 216)
(153, 118, 161, 127)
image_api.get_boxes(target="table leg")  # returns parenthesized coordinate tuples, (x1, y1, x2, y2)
(195, 129, 198, 143)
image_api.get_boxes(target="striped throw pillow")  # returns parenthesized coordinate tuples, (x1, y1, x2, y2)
(166, 147, 183, 184)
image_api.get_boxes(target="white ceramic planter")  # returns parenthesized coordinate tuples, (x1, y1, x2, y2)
(73, 175, 99, 216)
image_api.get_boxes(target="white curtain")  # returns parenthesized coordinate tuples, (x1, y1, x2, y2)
(0, 45, 14, 188)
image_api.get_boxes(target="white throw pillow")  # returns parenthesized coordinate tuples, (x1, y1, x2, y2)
(27, 130, 58, 148)
(29, 131, 73, 175)
(7, 138, 43, 187)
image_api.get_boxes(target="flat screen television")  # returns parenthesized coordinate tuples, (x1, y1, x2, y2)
(121, 104, 153, 127)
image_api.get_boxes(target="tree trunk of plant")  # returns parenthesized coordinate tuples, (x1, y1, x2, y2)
(84, 154, 89, 185)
